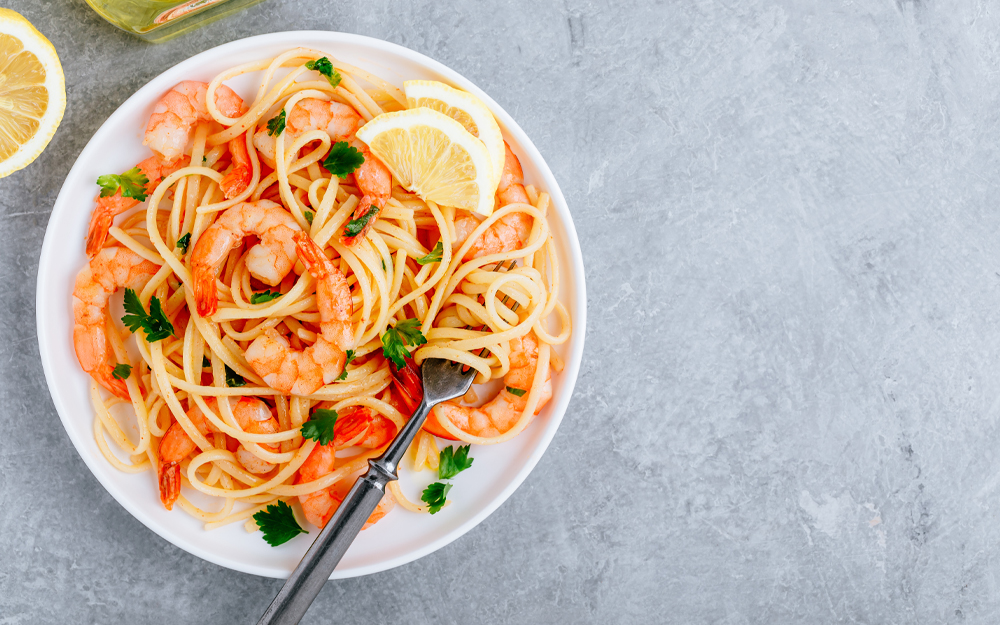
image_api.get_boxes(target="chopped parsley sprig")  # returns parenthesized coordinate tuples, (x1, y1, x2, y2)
(380, 318, 426, 369)
(421, 445, 475, 514)
(506, 386, 527, 397)
(175, 233, 191, 254)
(343, 207, 379, 239)
(323, 141, 365, 178)
(225, 365, 246, 387)
(305, 57, 342, 88)
(415, 242, 444, 265)
(335, 350, 356, 382)
(300, 408, 338, 446)
(253, 501, 308, 546)
(267, 109, 286, 136)
(97, 167, 149, 201)
(121, 288, 174, 342)
(111, 363, 132, 381)
(250, 290, 282, 305)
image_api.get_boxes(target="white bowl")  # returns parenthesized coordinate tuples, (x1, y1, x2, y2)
(36, 31, 586, 579)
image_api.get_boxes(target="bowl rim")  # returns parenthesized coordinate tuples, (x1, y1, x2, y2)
(36, 30, 587, 579)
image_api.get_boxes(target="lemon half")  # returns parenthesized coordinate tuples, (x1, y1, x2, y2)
(403, 80, 505, 188)
(0, 9, 65, 178)
(357, 107, 498, 216)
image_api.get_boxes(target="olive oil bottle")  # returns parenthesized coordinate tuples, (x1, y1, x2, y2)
(84, 0, 265, 42)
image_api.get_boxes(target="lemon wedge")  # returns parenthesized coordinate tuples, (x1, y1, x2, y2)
(357, 107, 497, 216)
(403, 80, 505, 187)
(0, 9, 65, 179)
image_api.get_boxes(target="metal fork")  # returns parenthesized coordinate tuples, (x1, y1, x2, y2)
(256, 358, 476, 625)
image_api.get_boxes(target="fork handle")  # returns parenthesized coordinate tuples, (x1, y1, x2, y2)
(257, 398, 432, 625)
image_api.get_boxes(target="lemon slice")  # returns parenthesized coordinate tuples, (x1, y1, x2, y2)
(403, 80, 505, 187)
(0, 9, 65, 178)
(357, 108, 497, 216)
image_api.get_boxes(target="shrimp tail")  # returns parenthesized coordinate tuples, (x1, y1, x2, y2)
(99, 363, 131, 400)
(339, 201, 380, 247)
(158, 461, 181, 510)
(389, 353, 422, 414)
(220, 133, 252, 199)
(85, 206, 116, 258)
(292, 231, 331, 274)
(192, 269, 218, 317)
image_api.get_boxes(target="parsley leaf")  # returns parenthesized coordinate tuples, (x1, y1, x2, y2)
(267, 110, 286, 136)
(380, 318, 427, 369)
(121, 288, 147, 334)
(305, 57, 342, 88)
(97, 167, 149, 201)
(176, 232, 191, 254)
(225, 365, 246, 387)
(438, 445, 474, 479)
(111, 363, 132, 381)
(202, 356, 211, 368)
(300, 408, 338, 446)
(323, 141, 365, 178)
(421, 482, 452, 515)
(506, 386, 527, 397)
(415, 242, 444, 265)
(343, 206, 379, 239)
(335, 350, 355, 382)
(253, 501, 308, 546)
(250, 290, 282, 305)
(120, 288, 174, 342)
(304, 210, 314, 225)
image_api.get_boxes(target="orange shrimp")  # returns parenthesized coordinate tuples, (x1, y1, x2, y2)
(219, 132, 252, 199)
(189, 200, 301, 317)
(143, 80, 244, 163)
(158, 397, 279, 510)
(72, 247, 160, 399)
(253, 98, 391, 246)
(244, 231, 353, 395)
(428, 332, 552, 438)
(85, 155, 189, 258)
(295, 406, 396, 528)
(454, 141, 533, 260)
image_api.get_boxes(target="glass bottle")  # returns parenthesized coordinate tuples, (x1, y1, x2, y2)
(83, 0, 266, 43)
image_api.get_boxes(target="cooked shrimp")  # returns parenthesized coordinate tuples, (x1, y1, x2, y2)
(189, 199, 301, 317)
(86, 155, 190, 258)
(244, 231, 353, 395)
(144, 80, 245, 164)
(72, 247, 160, 399)
(219, 132, 252, 199)
(296, 406, 396, 528)
(427, 332, 552, 439)
(454, 141, 533, 260)
(253, 98, 391, 246)
(157, 397, 280, 510)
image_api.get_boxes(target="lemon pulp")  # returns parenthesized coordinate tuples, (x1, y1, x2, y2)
(0, 32, 48, 162)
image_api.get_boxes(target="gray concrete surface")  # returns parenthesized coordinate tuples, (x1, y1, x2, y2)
(4, 0, 1000, 623)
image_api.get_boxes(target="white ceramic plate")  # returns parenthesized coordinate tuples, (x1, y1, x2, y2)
(36, 31, 586, 579)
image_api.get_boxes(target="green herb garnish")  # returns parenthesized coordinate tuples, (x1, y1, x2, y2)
(225, 365, 246, 387)
(300, 408, 338, 446)
(304, 57, 342, 88)
(323, 141, 365, 178)
(121, 288, 174, 342)
(97, 166, 149, 201)
(253, 501, 308, 546)
(343, 206, 379, 239)
(415, 242, 444, 265)
(111, 363, 132, 381)
(335, 350, 356, 382)
(380, 318, 426, 369)
(304, 210, 314, 225)
(176, 233, 191, 254)
(506, 386, 527, 397)
(438, 445, 474, 480)
(267, 110, 286, 136)
(421, 482, 453, 515)
(250, 290, 282, 305)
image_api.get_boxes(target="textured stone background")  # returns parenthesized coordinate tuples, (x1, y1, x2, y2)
(5, 0, 1000, 623)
